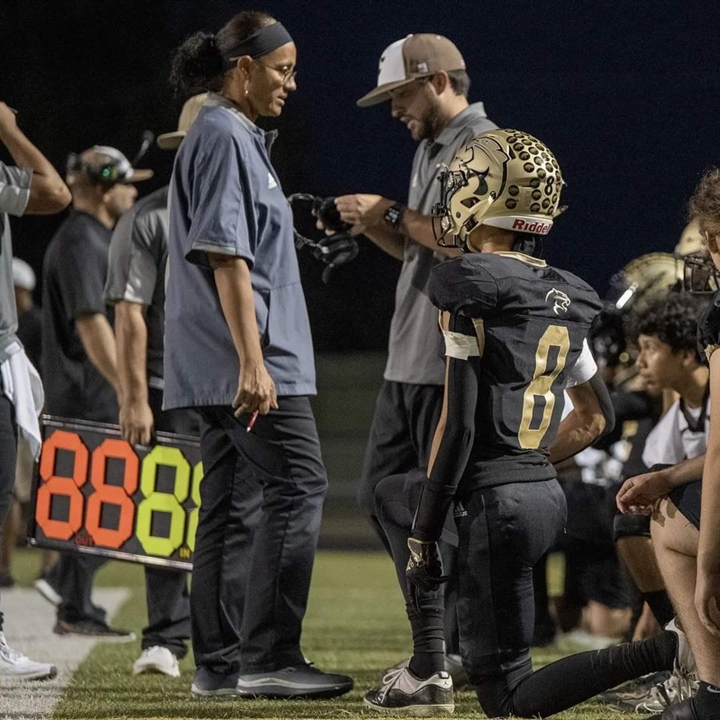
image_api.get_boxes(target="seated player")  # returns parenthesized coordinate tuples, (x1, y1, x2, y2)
(365, 129, 689, 718)
(624, 169, 720, 720)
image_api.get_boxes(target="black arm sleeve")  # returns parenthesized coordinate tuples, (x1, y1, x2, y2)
(412, 314, 478, 541)
(589, 372, 615, 439)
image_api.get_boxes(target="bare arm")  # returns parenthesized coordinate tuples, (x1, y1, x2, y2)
(697, 350, 720, 635)
(115, 301, 154, 445)
(334, 194, 460, 260)
(76, 313, 121, 399)
(549, 379, 607, 465)
(209, 254, 277, 416)
(0, 102, 71, 214)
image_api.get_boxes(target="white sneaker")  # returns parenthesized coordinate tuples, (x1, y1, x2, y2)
(666, 618, 696, 677)
(0, 632, 57, 681)
(364, 667, 454, 714)
(133, 646, 180, 677)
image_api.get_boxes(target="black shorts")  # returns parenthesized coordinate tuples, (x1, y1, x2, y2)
(669, 480, 701, 530)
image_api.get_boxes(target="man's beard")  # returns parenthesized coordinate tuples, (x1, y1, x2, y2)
(417, 103, 443, 142)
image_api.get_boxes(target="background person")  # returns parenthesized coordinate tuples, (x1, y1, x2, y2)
(41, 145, 150, 640)
(334, 33, 497, 673)
(0, 99, 70, 680)
(165, 10, 352, 699)
(103, 96, 209, 677)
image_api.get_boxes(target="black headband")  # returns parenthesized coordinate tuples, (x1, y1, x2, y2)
(224, 22, 293, 67)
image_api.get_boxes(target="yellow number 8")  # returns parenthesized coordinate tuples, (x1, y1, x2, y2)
(518, 325, 570, 449)
(136, 446, 190, 556)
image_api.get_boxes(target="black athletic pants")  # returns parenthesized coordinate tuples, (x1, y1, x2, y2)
(192, 397, 327, 675)
(376, 471, 677, 718)
(358, 380, 463, 653)
(0, 387, 18, 632)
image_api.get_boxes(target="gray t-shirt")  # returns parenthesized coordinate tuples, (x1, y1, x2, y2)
(0, 162, 31, 364)
(104, 185, 169, 387)
(164, 95, 316, 410)
(384, 102, 497, 385)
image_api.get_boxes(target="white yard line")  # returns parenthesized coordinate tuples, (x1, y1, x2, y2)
(0, 587, 129, 720)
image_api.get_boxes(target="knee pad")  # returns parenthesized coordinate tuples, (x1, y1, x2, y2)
(613, 511, 651, 542)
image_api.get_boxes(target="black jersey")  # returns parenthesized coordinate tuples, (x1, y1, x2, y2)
(700, 289, 720, 363)
(429, 251, 602, 488)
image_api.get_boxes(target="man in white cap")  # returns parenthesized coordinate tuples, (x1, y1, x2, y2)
(333, 34, 497, 672)
(41, 144, 152, 641)
(103, 95, 207, 677)
(0, 99, 70, 680)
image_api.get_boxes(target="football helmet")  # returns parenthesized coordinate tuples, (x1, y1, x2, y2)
(433, 129, 564, 248)
(675, 219, 705, 257)
(591, 252, 683, 369)
(678, 251, 720, 295)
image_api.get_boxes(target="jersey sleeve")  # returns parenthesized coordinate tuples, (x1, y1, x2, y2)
(565, 339, 598, 387)
(185, 129, 255, 269)
(428, 256, 498, 316)
(105, 209, 157, 306)
(0, 162, 31, 217)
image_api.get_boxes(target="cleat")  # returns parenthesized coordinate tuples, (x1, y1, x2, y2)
(364, 666, 454, 715)
(133, 646, 180, 677)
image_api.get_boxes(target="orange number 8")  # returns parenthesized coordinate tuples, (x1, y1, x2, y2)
(36, 430, 89, 541)
(85, 439, 138, 549)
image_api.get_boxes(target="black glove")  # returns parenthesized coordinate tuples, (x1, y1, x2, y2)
(406, 536, 449, 613)
(311, 233, 359, 284)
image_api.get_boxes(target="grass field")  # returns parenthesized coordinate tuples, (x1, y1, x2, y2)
(11, 548, 625, 719)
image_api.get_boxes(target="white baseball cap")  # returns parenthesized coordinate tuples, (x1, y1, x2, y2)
(357, 34, 466, 108)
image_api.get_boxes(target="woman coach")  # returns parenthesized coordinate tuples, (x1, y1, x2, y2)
(165, 10, 352, 700)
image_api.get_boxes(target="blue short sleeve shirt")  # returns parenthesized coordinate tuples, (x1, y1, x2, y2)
(164, 95, 316, 409)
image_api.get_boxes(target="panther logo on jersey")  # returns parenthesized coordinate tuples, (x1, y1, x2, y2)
(545, 288, 571, 315)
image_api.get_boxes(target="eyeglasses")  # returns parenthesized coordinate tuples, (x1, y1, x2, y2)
(254, 59, 297, 84)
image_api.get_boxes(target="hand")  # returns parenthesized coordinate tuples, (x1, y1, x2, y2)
(616, 470, 672, 515)
(406, 536, 449, 613)
(119, 398, 155, 447)
(334, 194, 392, 235)
(233, 362, 278, 417)
(0, 102, 18, 136)
(696, 566, 720, 638)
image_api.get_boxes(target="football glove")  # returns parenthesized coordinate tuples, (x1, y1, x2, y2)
(406, 537, 449, 613)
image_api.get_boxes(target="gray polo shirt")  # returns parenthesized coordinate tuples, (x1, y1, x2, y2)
(384, 102, 497, 385)
(104, 185, 169, 387)
(0, 163, 31, 365)
(164, 95, 316, 410)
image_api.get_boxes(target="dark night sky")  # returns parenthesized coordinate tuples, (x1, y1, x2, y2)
(1, 1, 719, 351)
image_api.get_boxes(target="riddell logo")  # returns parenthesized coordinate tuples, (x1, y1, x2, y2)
(512, 218, 552, 235)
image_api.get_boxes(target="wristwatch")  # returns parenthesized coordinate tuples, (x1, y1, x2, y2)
(383, 202, 406, 232)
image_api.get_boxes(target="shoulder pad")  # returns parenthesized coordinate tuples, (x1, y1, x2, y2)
(428, 256, 498, 316)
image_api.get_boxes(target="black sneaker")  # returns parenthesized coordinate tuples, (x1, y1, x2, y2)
(364, 667, 453, 715)
(191, 666, 239, 698)
(53, 619, 136, 642)
(236, 663, 353, 699)
(647, 696, 700, 719)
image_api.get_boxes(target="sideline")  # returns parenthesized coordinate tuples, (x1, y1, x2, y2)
(0, 587, 129, 720)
